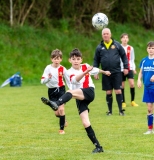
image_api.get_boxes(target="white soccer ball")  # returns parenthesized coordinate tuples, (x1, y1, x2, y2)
(92, 13, 109, 30)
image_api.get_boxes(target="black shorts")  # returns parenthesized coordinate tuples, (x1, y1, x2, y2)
(122, 70, 134, 81)
(76, 87, 95, 115)
(48, 86, 66, 101)
(102, 72, 122, 90)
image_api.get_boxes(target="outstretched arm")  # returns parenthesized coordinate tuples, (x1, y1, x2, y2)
(99, 69, 111, 76)
(137, 69, 142, 88)
(76, 66, 93, 82)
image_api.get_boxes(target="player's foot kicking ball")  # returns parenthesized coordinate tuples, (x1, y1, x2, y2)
(41, 97, 58, 111)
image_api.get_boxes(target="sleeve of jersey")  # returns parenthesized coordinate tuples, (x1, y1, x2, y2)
(89, 67, 99, 75)
(131, 47, 136, 70)
(70, 75, 80, 84)
(63, 68, 71, 89)
(40, 67, 51, 84)
(139, 58, 145, 69)
(119, 45, 129, 69)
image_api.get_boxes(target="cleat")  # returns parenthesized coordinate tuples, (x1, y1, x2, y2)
(92, 146, 104, 153)
(131, 101, 139, 107)
(143, 130, 154, 135)
(119, 109, 125, 116)
(106, 111, 112, 116)
(41, 97, 58, 111)
(59, 130, 65, 134)
(122, 102, 126, 108)
(64, 121, 68, 127)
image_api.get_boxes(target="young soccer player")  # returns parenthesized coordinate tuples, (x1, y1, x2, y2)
(137, 41, 154, 134)
(41, 49, 69, 134)
(120, 33, 138, 108)
(41, 48, 111, 153)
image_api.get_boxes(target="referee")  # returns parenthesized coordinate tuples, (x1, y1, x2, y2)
(93, 28, 128, 116)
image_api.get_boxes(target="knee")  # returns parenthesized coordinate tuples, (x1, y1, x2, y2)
(130, 84, 134, 88)
(106, 90, 112, 94)
(66, 90, 72, 94)
(55, 105, 65, 116)
(82, 120, 90, 128)
(115, 90, 121, 94)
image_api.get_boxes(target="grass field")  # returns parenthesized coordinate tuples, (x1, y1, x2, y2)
(0, 80, 154, 160)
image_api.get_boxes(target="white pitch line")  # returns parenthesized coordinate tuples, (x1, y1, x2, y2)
(106, 150, 154, 158)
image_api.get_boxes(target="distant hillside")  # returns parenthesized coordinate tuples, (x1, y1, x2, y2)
(0, 22, 154, 85)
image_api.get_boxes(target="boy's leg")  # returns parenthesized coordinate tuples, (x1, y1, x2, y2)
(128, 74, 138, 106)
(80, 110, 103, 153)
(144, 103, 154, 134)
(59, 115, 65, 134)
(41, 89, 85, 111)
(57, 105, 66, 134)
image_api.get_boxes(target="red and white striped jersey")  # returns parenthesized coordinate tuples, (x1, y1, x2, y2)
(120, 45, 136, 71)
(67, 63, 99, 90)
(41, 64, 69, 88)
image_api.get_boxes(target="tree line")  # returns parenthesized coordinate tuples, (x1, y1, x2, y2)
(1, 0, 154, 30)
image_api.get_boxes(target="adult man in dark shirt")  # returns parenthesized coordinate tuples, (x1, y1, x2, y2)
(93, 28, 128, 116)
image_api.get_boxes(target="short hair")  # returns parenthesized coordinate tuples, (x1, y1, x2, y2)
(120, 33, 128, 39)
(147, 41, 154, 47)
(51, 49, 62, 58)
(69, 48, 82, 58)
(102, 28, 111, 35)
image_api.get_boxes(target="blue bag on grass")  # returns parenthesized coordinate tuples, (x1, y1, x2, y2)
(10, 73, 22, 87)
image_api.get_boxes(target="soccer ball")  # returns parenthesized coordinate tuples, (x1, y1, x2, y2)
(92, 13, 109, 30)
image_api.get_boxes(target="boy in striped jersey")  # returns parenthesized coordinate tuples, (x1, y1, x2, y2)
(41, 48, 111, 153)
(120, 33, 138, 108)
(41, 49, 69, 134)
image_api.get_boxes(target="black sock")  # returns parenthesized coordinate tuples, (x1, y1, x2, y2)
(130, 88, 135, 101)
(116, 94, 123, 112)
(85, 125, 101, 148)
(56, 92, 72, 106)
(59, 115, 65, 130)
(106, 94, 113, 113)
(121, 88, 125, 103)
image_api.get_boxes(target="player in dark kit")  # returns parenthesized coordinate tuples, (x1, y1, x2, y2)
(93, 28, 128, 116)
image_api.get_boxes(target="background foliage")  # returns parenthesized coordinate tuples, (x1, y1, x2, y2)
(1, 0, 154, 29)
(0, 0, 154, 85)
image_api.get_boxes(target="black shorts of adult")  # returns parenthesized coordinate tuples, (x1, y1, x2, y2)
(76, 87, 95, 115)
(48, 86, 66, 101)
(121, 70, 134, 81)
(102, 72, 122, 90)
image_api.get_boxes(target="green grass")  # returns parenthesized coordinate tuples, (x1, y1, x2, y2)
(0, 22, 154, 85)
(0, 81, 153, 160)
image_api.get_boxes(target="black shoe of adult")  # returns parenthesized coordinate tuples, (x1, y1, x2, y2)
(92, 146, 104, 153)
(41, 97, 58, 111)
(106, 111, 112, 116)
(119, 109, 125, 116)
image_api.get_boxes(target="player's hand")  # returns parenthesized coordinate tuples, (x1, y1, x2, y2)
(87, 66, 93, 72)
(104, 71, 111, 76)
(123, 69, 128, 75)
(94, 74, 99, 80)
(48, 73, 52, 78)
(137, 79, 142, 88)
(150, 75, 154, 82)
